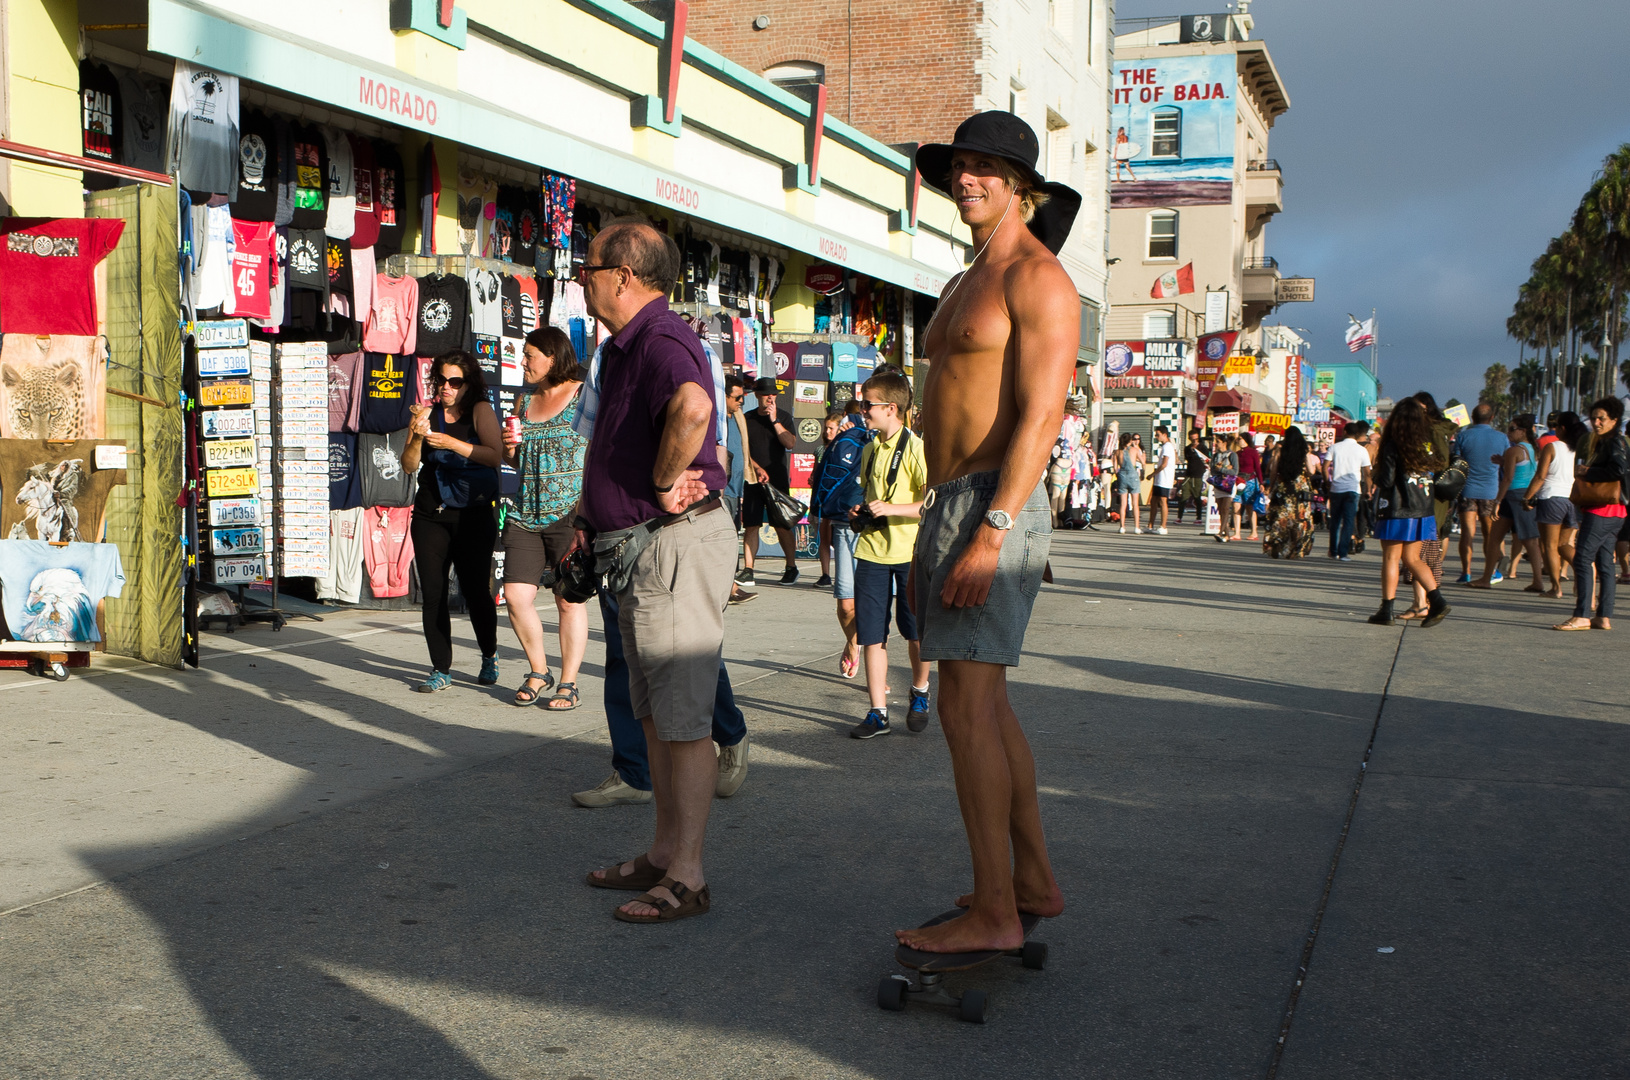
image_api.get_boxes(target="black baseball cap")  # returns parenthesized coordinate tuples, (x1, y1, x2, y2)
(915, 111, 1083, 255)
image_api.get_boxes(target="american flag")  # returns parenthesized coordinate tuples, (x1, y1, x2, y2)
(1345, 316, 1375, 353)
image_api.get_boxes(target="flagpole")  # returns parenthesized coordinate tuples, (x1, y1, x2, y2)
(1370, 306, 1378, 380)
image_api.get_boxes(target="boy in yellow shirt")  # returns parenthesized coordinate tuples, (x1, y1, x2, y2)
(847, 369, 931, 738)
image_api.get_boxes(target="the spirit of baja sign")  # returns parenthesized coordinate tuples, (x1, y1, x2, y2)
(360, 77, 441, 127)
(1110, 54, 1235, 208)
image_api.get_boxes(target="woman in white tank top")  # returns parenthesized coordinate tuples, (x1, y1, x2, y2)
(1523, 430, 1579, 598)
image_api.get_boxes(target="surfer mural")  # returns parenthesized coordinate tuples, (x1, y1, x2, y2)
(1110, 54, 1236, 207)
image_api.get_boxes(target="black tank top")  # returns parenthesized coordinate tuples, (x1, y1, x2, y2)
(415, 405, 484, 516)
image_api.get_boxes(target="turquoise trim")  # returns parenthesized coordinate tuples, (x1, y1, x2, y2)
(786, 163, 821, 196)
(390, 0, 467, 49)
(147, 0, 958, 296)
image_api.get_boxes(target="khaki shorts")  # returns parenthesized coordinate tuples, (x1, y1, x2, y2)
(618, 505, 737, 742)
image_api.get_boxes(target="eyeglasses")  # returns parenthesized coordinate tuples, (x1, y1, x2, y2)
(857, 399, 894, 412)
(432, 375, 466, 389)
(574, 263, 619, 283)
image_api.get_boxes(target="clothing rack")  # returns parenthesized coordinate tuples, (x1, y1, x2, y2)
(382, 253, 537, 280)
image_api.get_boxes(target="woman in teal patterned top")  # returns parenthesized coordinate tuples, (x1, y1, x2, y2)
(501, 327, 590, 709)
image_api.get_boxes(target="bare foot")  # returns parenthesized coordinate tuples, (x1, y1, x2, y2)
(1592, 617, 1612, 631)
(1396, 607, 1428, 621)
(954, 883, 1065, 918)
(1467, 579, 1492, 589)
(1547, 589, 1564, 599)
(896, 908, 1025, 954)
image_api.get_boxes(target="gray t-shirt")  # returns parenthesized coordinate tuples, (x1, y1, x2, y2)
(357, 429, 417, 508)
(322, 126, 356, 241)
(168, 62, 239, 195)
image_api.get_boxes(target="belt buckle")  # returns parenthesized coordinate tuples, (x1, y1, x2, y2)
(923, 488, 937, 511)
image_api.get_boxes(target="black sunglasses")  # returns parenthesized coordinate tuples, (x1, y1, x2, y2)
(574, 263, 619, 282)
(432, 375, 466, 389)
(857, 399, 894, 412)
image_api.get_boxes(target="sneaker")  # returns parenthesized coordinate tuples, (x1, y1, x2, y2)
(728, 588, 758, 606)
(1156, 527, 1168, 535)
(849, 709, 891, 739)
(1118, 526, 1126, 534)
(780, 565, 800, 585)
(478, 655, 499, 685)
(907, 687, 931, 732)
(716, 735, 749, 797)
(571, 772, 654, 808)
(414, 670, 452, 693)
(1338, 555, 1353, 562)
(814, 574, 832, 588)
(735, 568, 755, 586)
(1456, 572, 1472, 584)
(1490, 571, 1505, 584)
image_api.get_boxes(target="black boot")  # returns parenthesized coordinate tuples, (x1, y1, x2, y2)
(1368, 598, 1396, 625)
(1420, 587, 1451, 627)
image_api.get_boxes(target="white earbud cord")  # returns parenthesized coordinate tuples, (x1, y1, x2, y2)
(920, 192, 1016, 346)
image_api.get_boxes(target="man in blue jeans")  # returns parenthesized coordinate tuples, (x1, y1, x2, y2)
(1325, 421, 1371, 560)
(571, 588, 748, 806)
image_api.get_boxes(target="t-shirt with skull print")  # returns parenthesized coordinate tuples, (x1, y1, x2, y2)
(231, 109, 278, 222)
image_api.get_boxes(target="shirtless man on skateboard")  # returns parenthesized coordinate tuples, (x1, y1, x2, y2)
(898, 111, 1084, 955)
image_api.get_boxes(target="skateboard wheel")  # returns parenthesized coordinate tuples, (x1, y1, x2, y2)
(1021, 941, 1048, 970)
(959, 989, 987, 1023)
(877, 976, 907, 1012)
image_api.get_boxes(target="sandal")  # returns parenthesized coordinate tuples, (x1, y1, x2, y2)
(545, 682, 580, 710)
(513, 671, 554, 706)
(1396, 607, 1428, 621)
(613, 877, 711, 923)
(839, 655, 858, 679)
(587, 853, 668, 891)
(1552, 619, 1592, 631)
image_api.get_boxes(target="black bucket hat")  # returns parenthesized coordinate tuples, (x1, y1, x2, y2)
(915, 111, 1083, 255)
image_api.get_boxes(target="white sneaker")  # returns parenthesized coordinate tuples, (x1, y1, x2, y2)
(715, 734, 749, 798)
(571, 772, 653, 808)
(1119, 526, 1126, 534)
(1157, 527, 1168, 535)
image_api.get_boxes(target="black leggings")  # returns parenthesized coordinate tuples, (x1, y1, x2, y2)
(411, 505, 499, 673)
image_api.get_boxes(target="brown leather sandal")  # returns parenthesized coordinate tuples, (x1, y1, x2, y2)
(613, 877, 711, 923)
(586, 853, 667, 891)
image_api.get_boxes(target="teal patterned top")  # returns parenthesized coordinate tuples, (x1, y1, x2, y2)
(508, 386, 588, 531)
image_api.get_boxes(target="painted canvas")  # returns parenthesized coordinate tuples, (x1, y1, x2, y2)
(0, 334, 108, 439)
(1111, 55, 1236, 207)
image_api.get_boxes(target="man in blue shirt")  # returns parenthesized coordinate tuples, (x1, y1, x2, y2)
(1452, 403, 1511, 583)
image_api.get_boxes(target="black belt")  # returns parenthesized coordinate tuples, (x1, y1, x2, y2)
(656, 497, 722, 528)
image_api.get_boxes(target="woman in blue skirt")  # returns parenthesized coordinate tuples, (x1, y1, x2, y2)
(1369, 397, 1451, 626)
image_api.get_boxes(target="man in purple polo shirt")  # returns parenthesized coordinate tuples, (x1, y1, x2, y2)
(577, 219, 735, 925)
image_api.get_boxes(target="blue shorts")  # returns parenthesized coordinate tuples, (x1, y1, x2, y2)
(854, 558, 917, 646)
(1373, 516, 1438, 542)
(831, 523, 859, 600)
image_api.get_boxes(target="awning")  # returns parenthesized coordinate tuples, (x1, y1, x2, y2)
(1207, 388, 1248, 411)
(147, 0, 957, 296)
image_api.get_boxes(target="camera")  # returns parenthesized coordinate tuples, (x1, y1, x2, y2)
(554, 546, 600, 605)
(849, 505, 887, 533)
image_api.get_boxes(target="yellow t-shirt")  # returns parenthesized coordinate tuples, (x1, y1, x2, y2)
(854, 426, 928, 564)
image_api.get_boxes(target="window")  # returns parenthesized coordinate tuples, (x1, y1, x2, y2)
(1147, 210, 1178, 259)
(764, 61, 824, 95)
(1150, 107, 1181, 158)
(1144, 310, 1177, 339)
(1048, 0, 1074, 38)
(1046, 111, 1071, 181)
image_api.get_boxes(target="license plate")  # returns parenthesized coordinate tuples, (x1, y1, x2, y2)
(212, 555, 267, 584)
(206, 467, 259, 497)
(208, 497, 263, 526)
(203, 438, 257, 468)
(211, 527, 265, 555)
(198, 347, 252, 378)
(195, 318, 249, 349)
(200, 409, 256, 439)
(200, 380, 254, 407)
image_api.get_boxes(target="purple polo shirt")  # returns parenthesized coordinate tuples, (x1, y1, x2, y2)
(580, 296, 726, 532)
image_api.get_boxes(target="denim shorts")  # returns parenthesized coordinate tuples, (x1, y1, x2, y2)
(913, 471, 1050, 667)
(831, 522, 860, 600)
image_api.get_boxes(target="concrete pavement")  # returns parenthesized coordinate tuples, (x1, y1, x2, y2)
(1, 526, 1625, 1078)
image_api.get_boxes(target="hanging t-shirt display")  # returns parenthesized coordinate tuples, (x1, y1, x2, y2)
(315, 506, 365, 603)
(499, 336, 524, 387)
(830, 341, 860, 383)
(456, 169, 488, 256)
(327, 350, 364, 433)
(255, 225, 288, 331)
(516, 276, 539, 333)
(271, 115, 295, 227)
(227, 218, 275, 320)
(349, 134, 380, 250)
(285, 227, 328, 296)
(168, 62, 239, 196)
(357, 430, 417, 507)
(322, 127, 356, 241)
(118, 71, 165, 176)
(363, 506, 414, 597)
(327, 432, 361, 510)
(80, 61, 120, 165)
(230, 109, 278, 222)
(491, 186, 517, 262)
(372, 141, 405, 258)
(288, 124, 327, 229)
(514, 191, 539, 267)
(0, 540, 124, 643)
(473, 335, 500, 381)
(500, 276, 525, 338)
(541, 172, 575, 249)
(191, 204, 233, 312)
(364, 274, 419, 354)
(414, 273, 469, 356)
(359, 353, 412, 434)
(0, 218, 124, 336)
(0, 439, 126, 540)
(469, 268, 503, 338)
(325, 236, 353, 299)
(769, 342, 797, 381)
(796, 342, 832, 381)
(417, 142, 439, 258)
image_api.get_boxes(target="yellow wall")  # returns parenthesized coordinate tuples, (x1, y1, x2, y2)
(5, 0, 84, 216)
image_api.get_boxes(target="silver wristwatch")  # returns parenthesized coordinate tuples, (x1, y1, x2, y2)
(984, 509, 1015, 531)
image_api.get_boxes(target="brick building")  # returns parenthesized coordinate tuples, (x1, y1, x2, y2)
(678, 0, 1112, 384)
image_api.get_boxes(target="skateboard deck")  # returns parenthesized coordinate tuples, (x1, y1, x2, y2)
(895, 909, 1043, 972)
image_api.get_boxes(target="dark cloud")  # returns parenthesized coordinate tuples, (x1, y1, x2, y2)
(1113, 0, 1630, 403)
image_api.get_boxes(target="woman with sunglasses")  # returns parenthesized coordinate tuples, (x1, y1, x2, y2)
(402, 351, 504, 692)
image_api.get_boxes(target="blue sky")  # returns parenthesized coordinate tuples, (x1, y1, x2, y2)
(1112, 0, 1630, 404)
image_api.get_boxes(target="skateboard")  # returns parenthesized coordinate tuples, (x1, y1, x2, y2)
(877, 909, 1047, 1023)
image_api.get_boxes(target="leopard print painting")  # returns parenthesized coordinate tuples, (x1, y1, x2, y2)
(1, 358, 83, 439)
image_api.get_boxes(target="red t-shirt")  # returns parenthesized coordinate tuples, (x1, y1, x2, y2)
(0, 218, 124, 335)
(228, 219, 275, 320)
